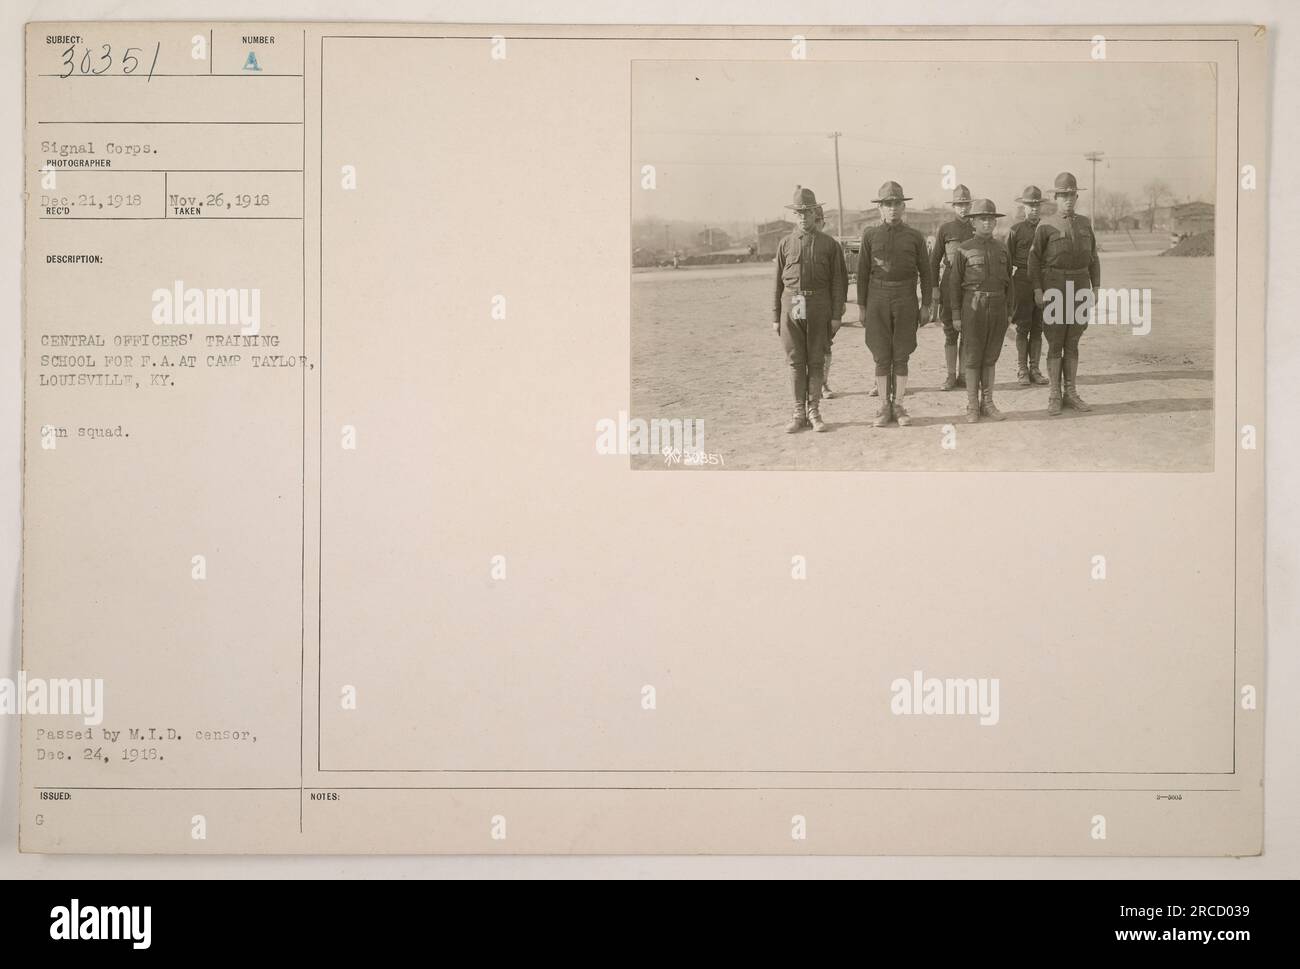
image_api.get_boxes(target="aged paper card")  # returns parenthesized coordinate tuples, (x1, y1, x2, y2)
(20, 23, 1266, 854)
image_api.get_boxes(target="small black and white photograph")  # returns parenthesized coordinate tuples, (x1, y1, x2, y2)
(631, 58, 1219, 470)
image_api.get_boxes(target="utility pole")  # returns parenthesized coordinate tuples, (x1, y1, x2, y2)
(1083, 151, 1104, 223)
(828, 131, 845, 238)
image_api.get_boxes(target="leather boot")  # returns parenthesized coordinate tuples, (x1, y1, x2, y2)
(821, 351, 834, 399)
(872, 375, 892, 426)
(893, 374, 911, 426)
(942, 345, 959, 390)
(1015, 331, 1030, 385)
(1063, 353, 1092, 411)
(1028, 331, 1048, 384)
(808, 361, 825, 407)
(1046, 358, 1063, 416)
(806, 398, 827, 432)
(786, 400, 807, 433)
(955, 335, 966, 386)
(980, 365, 1005, 421)
(963, 369, 981, 423)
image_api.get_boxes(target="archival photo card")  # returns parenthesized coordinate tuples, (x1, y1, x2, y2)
(19, 23, 1265, 855)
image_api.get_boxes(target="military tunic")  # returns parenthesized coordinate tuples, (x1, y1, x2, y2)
(819, 233, 850, 386)
(949, 235, 1014, 369)
(1027, 212, 1100, 358)
(855, 221, 931, 376)
(823, 234, 849, 341)
(773, 228, 847, 401)
(930, 216, 974, 339)
(1005, 218, 1042, 327)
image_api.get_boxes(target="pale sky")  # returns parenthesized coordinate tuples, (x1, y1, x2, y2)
(632, 59, 1217, 224)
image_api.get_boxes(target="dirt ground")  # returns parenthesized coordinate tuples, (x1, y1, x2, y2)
(630, 249, 1214, 471)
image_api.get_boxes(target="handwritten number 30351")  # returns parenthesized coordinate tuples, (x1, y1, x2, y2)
(60, 42, 161, 81)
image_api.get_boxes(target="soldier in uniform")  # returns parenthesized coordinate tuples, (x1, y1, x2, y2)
(1028, 172, 1099, 416)
(772, 187, 846, 433)
(948, 199, 1014, 423)
(1005, 186, 1050, 386)
(813, 204, 848, 400)
(856, 181, 932, 427)
(930, 185, 975, 390)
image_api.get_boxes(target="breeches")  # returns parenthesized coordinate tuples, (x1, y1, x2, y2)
(959, 292, 1011, 370)
(862, 287, 919, 376)
(779, 295, 831, 400)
